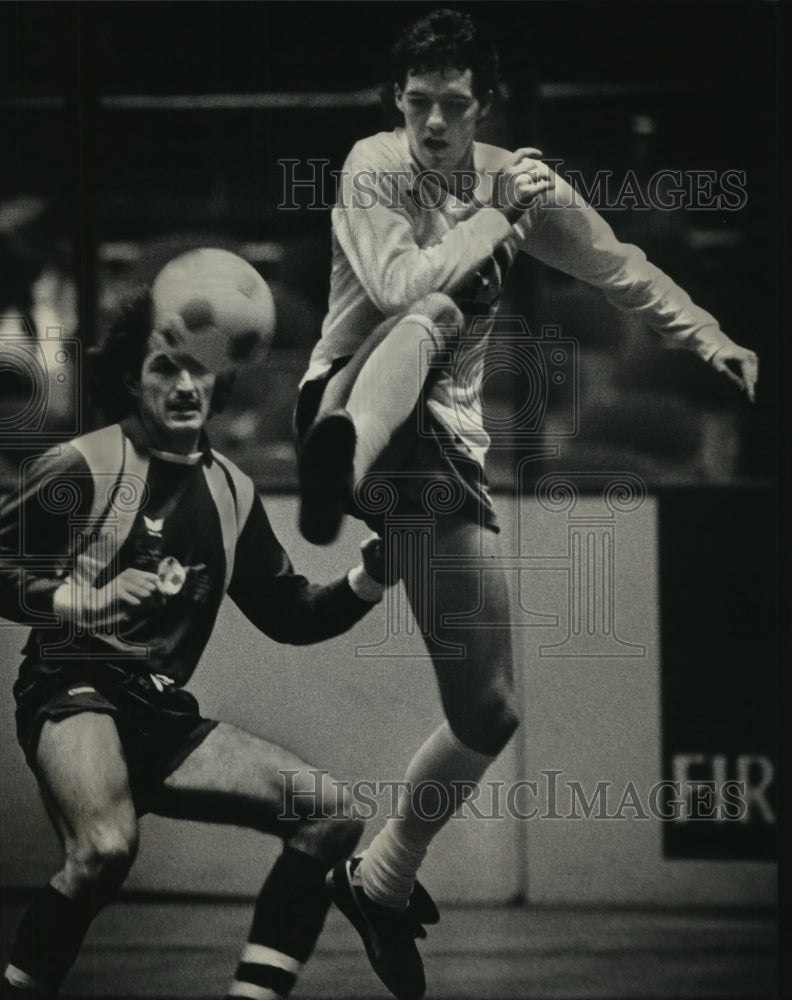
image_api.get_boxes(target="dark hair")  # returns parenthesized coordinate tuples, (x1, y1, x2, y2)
(89, 287, 234, 422)
(382, 8, 500, 125)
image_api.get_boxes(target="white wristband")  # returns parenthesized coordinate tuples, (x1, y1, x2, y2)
(347, 565, 385, 603)
(52, 581, 74, 621)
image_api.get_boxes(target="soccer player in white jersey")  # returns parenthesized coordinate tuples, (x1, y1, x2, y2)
(0, 263, 393, 1000)
(295, 9, 758, 999)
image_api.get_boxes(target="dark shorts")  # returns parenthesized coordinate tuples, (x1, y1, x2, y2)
(14, 657, 217, 807)
(295, 358, 500, 535)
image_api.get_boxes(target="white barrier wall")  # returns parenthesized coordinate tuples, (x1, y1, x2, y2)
(0, 494, 776, 904)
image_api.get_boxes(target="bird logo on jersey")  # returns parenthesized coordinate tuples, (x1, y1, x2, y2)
(144, 516, 165, 538)
(133, 513, 211, 602)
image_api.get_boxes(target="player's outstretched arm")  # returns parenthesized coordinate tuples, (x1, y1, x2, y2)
(516, 168, 758, 394)
(228, 500, 388, 646)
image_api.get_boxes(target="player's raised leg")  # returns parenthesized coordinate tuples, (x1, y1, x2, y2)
(150, 722, 364, 1000)
(4, 713, 139, 998)
(298, 293, 463, 545)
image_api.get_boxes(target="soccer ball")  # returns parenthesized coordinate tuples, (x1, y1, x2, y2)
(151, 248, 276, 373)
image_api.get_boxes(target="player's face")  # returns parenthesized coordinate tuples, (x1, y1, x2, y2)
(131, 331, 217, 452)
(395, 67, 489, 173)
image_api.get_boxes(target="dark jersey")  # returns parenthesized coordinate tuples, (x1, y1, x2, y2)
(0, 420, 375, 686)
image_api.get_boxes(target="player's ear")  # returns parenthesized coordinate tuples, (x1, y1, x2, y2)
(477, 90, 493, 121)
(123, 371, 140, 399)
(394, 84, 405, 114)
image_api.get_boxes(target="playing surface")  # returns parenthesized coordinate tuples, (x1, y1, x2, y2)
(1, 899, 776, 999)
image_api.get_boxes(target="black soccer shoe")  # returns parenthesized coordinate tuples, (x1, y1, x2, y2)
(298, 410, 356, 545)
(407, 877, 440, 926)
(327, 857, 432, 1000)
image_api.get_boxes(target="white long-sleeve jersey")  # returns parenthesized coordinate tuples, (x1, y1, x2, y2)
(304, 127, 734, 463)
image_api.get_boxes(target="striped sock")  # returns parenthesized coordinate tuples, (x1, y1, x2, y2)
(226, 847, 331, 999)
(226, 944, 301, 1000)
(6, 883, 97, 995)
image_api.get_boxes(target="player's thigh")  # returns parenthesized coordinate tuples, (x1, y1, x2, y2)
(318, 312, 408, 416)
(319, 295, 459, 417)
(35, 711, 137, 847)
(152, 722, 341, 834)
(402, 515, 514, 697)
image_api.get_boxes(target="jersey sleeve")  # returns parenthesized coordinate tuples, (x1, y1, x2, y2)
(515, 171, 734, 360)
(332, 138, 514, 315)
(0, 444, 94, 623)
(227, 497, 375, 645)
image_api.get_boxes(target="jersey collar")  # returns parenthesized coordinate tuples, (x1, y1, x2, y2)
(119, 414, 214, 466)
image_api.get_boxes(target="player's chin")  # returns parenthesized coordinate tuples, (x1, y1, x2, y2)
(163, 407, 206, 429)
(425, 149, 455, 168)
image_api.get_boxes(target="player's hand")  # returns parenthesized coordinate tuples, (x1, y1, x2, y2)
(496, 147, 554, 212)
(90, 567, 160, 626)
(55, 567, 160, 629)
(710, 342, 759, 402)
(360, 534, 399, 587)
(107, 567, 160, 605)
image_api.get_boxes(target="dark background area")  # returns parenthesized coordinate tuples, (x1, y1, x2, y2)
(658, 487, 778, 860)
(0, 0, 780, 488)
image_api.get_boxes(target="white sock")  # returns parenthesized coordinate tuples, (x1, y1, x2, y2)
(359, 722, 496, 910)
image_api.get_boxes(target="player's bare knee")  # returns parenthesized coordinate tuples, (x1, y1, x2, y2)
(450, 692, 520, 757)
(295, 813, 363, 863)
(313, 780, 363, 855)
(410, 293, 463, 340)
(66, 824, 138, 892)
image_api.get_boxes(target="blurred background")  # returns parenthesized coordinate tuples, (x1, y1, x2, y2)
(0, 4, 780, 992)
(0, 0, 778, 491)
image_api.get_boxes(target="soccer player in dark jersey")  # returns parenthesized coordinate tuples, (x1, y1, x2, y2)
(295, 9, 759, 999)
(0, 277, 392, 1000)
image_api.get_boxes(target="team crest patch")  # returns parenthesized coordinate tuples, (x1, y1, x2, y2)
(156, 556, 187, 595)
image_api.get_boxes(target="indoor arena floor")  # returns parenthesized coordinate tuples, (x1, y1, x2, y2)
(1, 899, 778, 999)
